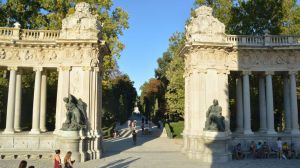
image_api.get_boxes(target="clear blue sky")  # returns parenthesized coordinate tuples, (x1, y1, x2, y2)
(112, 0, 195, 94)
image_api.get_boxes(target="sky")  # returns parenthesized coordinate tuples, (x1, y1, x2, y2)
(112, 0, 195, 94)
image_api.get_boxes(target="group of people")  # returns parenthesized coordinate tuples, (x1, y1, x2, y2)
(234, 137, 298, 160)
(53, 150, 75, 168)
(18, 150, 74, 168)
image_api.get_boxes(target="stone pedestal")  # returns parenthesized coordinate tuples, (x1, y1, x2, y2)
(58, 131, 82, 162)
(184, 131, 231, 163)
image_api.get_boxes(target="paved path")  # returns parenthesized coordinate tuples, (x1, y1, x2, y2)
(1, 119, 300, 167)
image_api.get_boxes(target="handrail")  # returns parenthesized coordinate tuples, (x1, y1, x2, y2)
(0, 27, 60, 41)
(226, 35, 300, 46)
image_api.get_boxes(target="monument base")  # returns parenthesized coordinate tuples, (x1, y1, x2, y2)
(58, 130, 82, 162)
(183, 131, 231, 163)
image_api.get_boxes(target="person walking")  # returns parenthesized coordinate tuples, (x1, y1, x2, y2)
(132, 130, 137, 145)
(53, 149, 62, 168)
(64, 151, 75, 168)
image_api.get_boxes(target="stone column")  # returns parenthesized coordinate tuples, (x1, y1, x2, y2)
(289, 71, 299, 134)
(283, 74, 291, 133)
(182, 72, 191, 153)
(92, 67, 102, 159)
(40, 71, 47, 132)
(242, 71, 253, 134)
(14, 70, 22, 132)
(259, 75, 267, 133)
(265, 71, 276, 134)
(183, 73, 190, 135)
(54, 67, 71, 134)
(3, 67, 17, 134)
(29, 67, 42, 134)
(236, 76, 243, 133)
(218, 69, 230, 132)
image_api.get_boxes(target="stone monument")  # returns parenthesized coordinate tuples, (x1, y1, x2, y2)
(181, 6, 231, 162)
(0, 2, 108, 162)
(181, 4, 300, 162)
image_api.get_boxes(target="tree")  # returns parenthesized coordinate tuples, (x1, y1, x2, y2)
(165, 54, 185, 120)
(102, 74, 137, 125)
(140, 79, 164, 119)
(164, 33, 185, 120)
(229, 0, 300, 35)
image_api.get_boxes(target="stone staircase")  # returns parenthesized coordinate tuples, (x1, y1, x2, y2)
(118, 128, 132, 138)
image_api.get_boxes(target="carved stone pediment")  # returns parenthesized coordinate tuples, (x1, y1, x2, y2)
(60, 2, 101, 40)
(185, 6, 226, 43)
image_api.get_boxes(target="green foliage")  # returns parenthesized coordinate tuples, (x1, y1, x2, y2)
(165, 33, 185, 119)
(164, 121, 184, 139)
(0, 70, 8, 129)
(169, 121, 184, 139)
(102, 74, 137, 124)
(140, 79, 164, 119)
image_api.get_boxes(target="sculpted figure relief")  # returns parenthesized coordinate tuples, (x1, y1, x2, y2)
(61, 94, 86, 131)
(204, 99, 225, 132)
(185, 6, 225, 43)
(60, 2, 101, 40)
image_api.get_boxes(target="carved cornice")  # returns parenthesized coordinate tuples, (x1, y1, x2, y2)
(57, 66, 71, 72)
(217, 69, 230, 75)
(242, 71, 251, 75)
(33, 67, 43, 72)
(7, 66, 18, 71)
(265, 71, 274, 75)
(0, 45, 101, 68)
(82, 66, 92, 71)
(289, 71, 298, 75)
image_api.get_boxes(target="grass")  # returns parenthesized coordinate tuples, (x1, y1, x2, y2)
(169, 121, 184, 139)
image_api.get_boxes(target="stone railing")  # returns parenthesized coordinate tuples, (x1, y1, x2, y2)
(21, 29, 60, 41)
(0, 27, 18, 40)
(0, 26, 60, 41)
(226, 35, 300, 46)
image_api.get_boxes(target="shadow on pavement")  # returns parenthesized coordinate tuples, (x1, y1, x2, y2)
(102, 116, 164, 158)
(99, 157, 140, 168)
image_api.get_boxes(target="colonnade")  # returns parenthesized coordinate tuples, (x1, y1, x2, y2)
(3, 67, 48, 134)
(235, 71, 299, 135)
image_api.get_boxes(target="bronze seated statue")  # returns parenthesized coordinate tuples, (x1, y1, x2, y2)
(204, 99, 225, 132)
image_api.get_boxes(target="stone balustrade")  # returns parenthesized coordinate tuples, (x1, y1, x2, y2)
(226, 35, 300, 46)
(0, 27, 60, 41)
(22, 29, 60, 41)
(0, 27, 16, 39)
